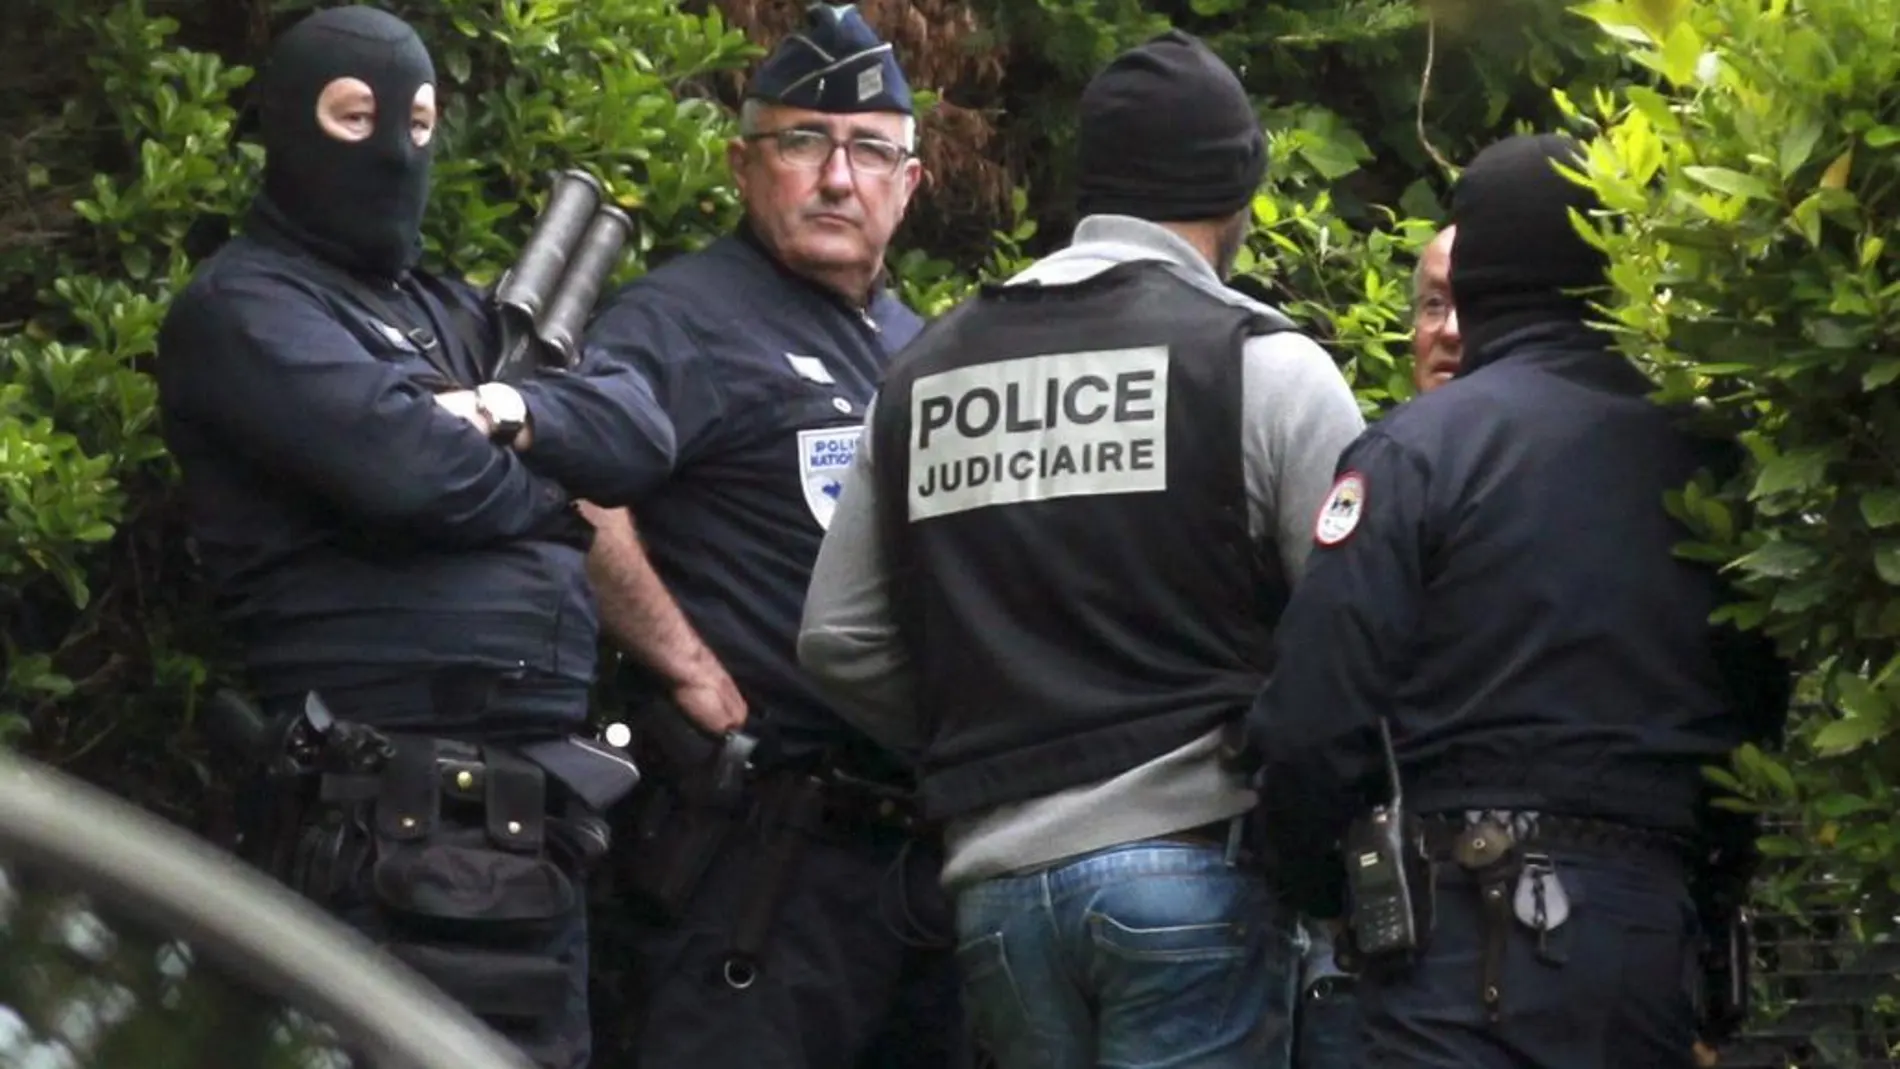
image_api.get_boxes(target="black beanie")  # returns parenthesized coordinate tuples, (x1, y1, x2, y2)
(1075, 30, 1266, 223)
(1449, 133, 1611, 367)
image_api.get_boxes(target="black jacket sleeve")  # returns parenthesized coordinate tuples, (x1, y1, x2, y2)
(581, 289, 731, 468)
(449, 271, 679, 507)
(160, 272, 573, 549)
(1246, 430, 1433, 917)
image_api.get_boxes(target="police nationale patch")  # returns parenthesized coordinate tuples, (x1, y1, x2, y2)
(798, 426, 861, 530)
(1314, 471, 1366, 546)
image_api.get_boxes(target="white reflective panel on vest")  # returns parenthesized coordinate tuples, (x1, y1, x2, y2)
(907, 346, 1170, 521)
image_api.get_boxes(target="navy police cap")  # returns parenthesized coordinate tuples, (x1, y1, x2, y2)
(746, 3, 913, 115)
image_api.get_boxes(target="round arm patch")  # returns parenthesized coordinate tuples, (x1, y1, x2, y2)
(1314, 471, 1366, 546)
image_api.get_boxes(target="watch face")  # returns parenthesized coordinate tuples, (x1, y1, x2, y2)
(480, 385, 526, 431)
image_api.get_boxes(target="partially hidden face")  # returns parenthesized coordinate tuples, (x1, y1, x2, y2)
(1413, 225, 1462, 394)
(315, 76, 437, 147)
(256, 6, 440, 278)
(729, 103, 923, 282)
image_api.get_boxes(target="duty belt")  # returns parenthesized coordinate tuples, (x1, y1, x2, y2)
(1417, 810, 1692, 866)
(786, 767, 926, 840)
(1414, 809, 1692, 1024)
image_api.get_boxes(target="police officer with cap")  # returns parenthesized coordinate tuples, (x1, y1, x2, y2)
(156, 7, 673, 1067)
(1242, 133, 1789, 1066)
(580, 4, 960, 1066)
(798, 29, 1366, 1068)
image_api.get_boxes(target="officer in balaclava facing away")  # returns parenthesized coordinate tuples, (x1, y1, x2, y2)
(155, 7, 677, 1068)
(1243, 133, 1790, 1068)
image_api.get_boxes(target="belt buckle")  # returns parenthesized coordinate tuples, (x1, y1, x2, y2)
(1453, 818, 1516, 871)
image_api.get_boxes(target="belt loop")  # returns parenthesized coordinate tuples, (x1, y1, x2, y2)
(1222, 814, 1244, 867)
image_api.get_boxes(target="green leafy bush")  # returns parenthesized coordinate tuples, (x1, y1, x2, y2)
(1574, 0, 1900, 930)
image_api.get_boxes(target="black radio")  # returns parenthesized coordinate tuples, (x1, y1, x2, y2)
(1342, 718, 1430, 963)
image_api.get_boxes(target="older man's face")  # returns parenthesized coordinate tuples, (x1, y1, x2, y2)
(729, 103, 922, 292)
(1412, 226, 1462, 393)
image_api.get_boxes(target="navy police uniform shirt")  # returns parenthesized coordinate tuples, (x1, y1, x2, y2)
(588, 224, 923, 747)
(1244, 320, 1788, 914)
(157, 203, 676, 728)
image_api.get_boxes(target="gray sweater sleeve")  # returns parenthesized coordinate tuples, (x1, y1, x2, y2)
(1241, 331, 1369, 582)
(795, 397, 928, 755)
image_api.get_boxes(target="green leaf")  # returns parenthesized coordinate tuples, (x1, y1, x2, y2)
(1866, 125, 1900, 148)
(1863, 490, 1900, 529)
(1865, 361, 1900, 389)
(1791, 192, 1825, 247)
(1780, 115, 1825, 177)
(1737, 742, 1798, 799)
(1813, 793, 1877, 819)
(1630, 0, 1692, 38)
(1835, 672, 1891, 724)
(1814, 715, 1888, 756)
(1684, 165, 1774, 201)
(1821, 147, 1854, 190)
(1877, 544, 1900, 586)
(1296, 136, 1364, 181)
(1751, 447, 1832, 498)
(1574, 0, 1653, 42)
(1732, 539, 1821, 579)
(1657, 21, 1703, 87)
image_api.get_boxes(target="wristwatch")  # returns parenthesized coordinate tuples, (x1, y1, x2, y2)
(474, 382, 528, 445)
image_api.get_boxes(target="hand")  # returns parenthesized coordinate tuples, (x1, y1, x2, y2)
(1693, 1040, 1720, 1067)
(433, 389, 491, 435)
(672, 669, 748, 736)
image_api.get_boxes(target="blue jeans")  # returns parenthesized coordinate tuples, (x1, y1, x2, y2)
(954, 839, 1299, 1069)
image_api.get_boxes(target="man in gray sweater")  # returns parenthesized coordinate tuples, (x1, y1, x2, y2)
(796, 29, 1364, 1069)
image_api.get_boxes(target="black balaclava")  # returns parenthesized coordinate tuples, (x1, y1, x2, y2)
(1075, 30, 1266, 224)
(1448, 133, 1611, 370)
(251, 6, 436, 280)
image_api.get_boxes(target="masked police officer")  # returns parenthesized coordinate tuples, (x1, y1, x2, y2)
(578, 5, 961, 1066)
(798, 30, 1367, 1068)
(156, 8, 674, 1067)
(1242, 133, 1789, 1067)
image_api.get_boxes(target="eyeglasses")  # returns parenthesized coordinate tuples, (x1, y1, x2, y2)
(1415, 294, 1454, 328)
(745, 128, 911, 176)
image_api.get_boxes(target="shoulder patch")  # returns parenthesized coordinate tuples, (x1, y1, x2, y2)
(1314, 471, 1366, 546)
(798, 426, 861, 530)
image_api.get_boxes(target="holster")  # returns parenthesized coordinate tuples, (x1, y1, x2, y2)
(722, 772, 827, 989)
(615, 721, 756, 922)
(619, 783, 741, 922)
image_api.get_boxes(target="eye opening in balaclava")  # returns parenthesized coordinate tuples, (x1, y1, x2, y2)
(252, 6, 437, 280)
(312, 77, 439, 147)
